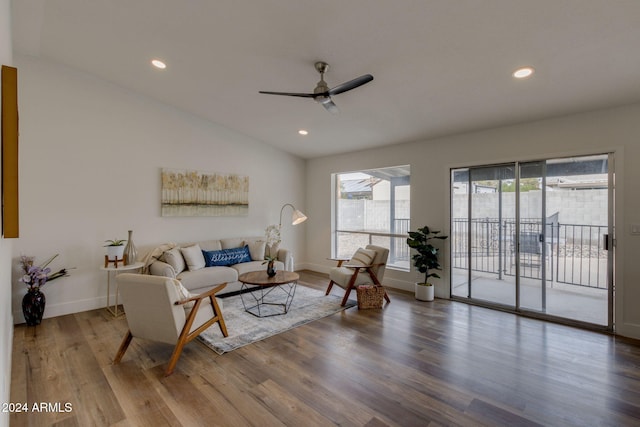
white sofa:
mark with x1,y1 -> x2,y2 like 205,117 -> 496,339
146,237 -> 292,296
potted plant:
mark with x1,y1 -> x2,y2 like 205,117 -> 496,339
262,255 -> 278,277
406,226 -> 448,301
104,238 -> 127,262
19,254 -> 71,326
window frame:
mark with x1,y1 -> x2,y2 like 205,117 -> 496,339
332,165 -> 411,272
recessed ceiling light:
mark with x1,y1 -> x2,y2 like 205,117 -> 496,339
298,130 -> 309,136
513,66 -> 534,79
151,59 -> 167,69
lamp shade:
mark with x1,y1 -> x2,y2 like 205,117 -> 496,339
291,209 -> 308,225
279,203 -> 308,227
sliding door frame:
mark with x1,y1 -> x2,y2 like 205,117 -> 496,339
451,153 -> 615,332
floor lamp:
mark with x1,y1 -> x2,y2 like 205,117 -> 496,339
279,203 -> 308,228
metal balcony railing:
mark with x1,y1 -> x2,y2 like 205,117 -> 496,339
336,218 -> 411,271
451,218 -> 608,289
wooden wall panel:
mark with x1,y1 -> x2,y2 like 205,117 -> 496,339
2,65 -> 19,238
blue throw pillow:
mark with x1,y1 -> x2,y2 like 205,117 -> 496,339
202,246 -> 252,267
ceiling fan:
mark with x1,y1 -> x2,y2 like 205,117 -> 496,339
259,61 -> 373,114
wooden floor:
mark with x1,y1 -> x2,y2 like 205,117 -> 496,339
11,270 -> 640,427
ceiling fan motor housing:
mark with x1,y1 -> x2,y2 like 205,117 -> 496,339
314,81 -> 330,99
314,62 -> 330,100
259,60 -> 372,115
314,61 -> 329,74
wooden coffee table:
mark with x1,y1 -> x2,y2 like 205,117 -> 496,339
238,271 -> 300,317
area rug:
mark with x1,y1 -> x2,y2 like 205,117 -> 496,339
197,285 -> 356,354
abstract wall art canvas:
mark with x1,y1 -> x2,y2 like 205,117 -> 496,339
161,168 -> 249,217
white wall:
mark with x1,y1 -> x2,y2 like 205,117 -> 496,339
0,0 -> 13,423
305,103 -> 640,340
11,55 -> 306,321
452,190 -> 609,225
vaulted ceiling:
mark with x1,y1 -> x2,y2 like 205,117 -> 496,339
11,0 -> 640,159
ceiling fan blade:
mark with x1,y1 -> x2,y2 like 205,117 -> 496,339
328,74 -> 373,96
258,91 -> 316,98
321,98 -> 339,114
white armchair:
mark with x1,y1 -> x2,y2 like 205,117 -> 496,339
326,245 -> 391,306
113,273 -> 228,376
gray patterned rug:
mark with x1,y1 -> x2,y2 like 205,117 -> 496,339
197,284 -> 356,354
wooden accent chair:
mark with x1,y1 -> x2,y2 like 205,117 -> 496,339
113,273 -> 228,376
325,245 -> 391,307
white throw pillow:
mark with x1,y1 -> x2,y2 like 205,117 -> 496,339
180,244 -> 206,271
175,280 -> 196,308
247,240 -> 267,261
348,247 -> 377,266
162,247 -> 186,275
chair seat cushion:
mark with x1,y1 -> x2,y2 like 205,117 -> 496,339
329,266 -> 375,289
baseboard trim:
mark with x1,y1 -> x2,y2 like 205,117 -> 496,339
615,322 -> 640,340
13,296 -> 109,324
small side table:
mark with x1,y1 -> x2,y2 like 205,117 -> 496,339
100,261 -> 144,317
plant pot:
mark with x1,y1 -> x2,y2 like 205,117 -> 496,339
267,261 -> 277,277
415,283 -> 434,301
106,245 -> 125,261
22,288 -> 46,326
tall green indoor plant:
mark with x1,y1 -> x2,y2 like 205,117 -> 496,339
407,226 -> 448,301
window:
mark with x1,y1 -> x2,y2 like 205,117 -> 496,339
333,165 -> 410,271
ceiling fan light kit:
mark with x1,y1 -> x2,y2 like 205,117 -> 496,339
259,61 -> 373,114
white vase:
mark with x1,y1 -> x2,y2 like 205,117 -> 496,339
415,283 -> 434,301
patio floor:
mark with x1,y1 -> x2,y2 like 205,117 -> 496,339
451,269 -> 609,326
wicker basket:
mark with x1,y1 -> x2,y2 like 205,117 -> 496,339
356,284 -> 385,309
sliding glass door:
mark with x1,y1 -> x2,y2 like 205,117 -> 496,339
451,164 -> 517,305
451,154 -> 613,329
